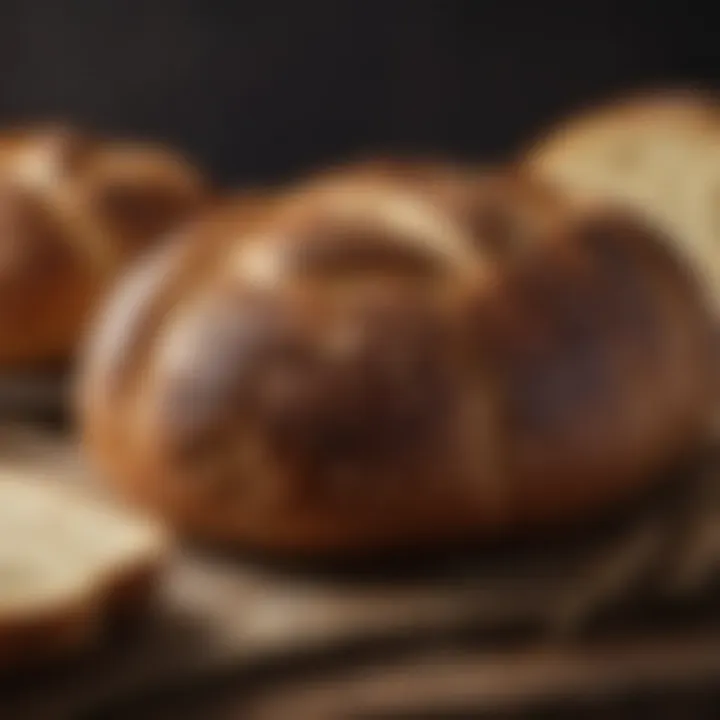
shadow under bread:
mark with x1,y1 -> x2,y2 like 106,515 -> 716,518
180,452 -> 708,585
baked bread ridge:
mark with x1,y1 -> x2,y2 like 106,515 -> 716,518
0,473 -> 168,671
0,124 -> 208,367
78,162 -> 717,554
522,88 -> 720,310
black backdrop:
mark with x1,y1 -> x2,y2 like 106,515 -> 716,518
0,1 -> 718,185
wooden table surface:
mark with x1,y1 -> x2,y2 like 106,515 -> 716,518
2,419 -> 720,719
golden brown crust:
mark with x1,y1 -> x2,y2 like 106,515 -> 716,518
79,162 -> 717,554
0,125 -> 208,367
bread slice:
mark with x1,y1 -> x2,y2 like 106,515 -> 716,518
523,90 -> 720,310
0,472 -> 168,671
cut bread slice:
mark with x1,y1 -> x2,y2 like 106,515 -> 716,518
0,472 -> 168,670
523,91 -> 720,311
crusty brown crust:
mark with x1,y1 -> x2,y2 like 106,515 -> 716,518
78,162 -> 718,554
0,125 -> 208,367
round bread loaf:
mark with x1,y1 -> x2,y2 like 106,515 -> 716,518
0,125 -> 207,367
523,89 -> 720,309
78,163 -> 717,554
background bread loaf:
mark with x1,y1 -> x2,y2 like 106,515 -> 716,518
0,125 -> 207,367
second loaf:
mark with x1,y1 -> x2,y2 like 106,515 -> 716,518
0,125 -> 207,367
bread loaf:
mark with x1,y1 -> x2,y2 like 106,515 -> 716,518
0,125 -> 207,367
0,473 -> 167,670
78,163 -> 717,554
523,89 -> 720,309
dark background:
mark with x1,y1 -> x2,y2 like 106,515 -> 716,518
0,1 -> 718,186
